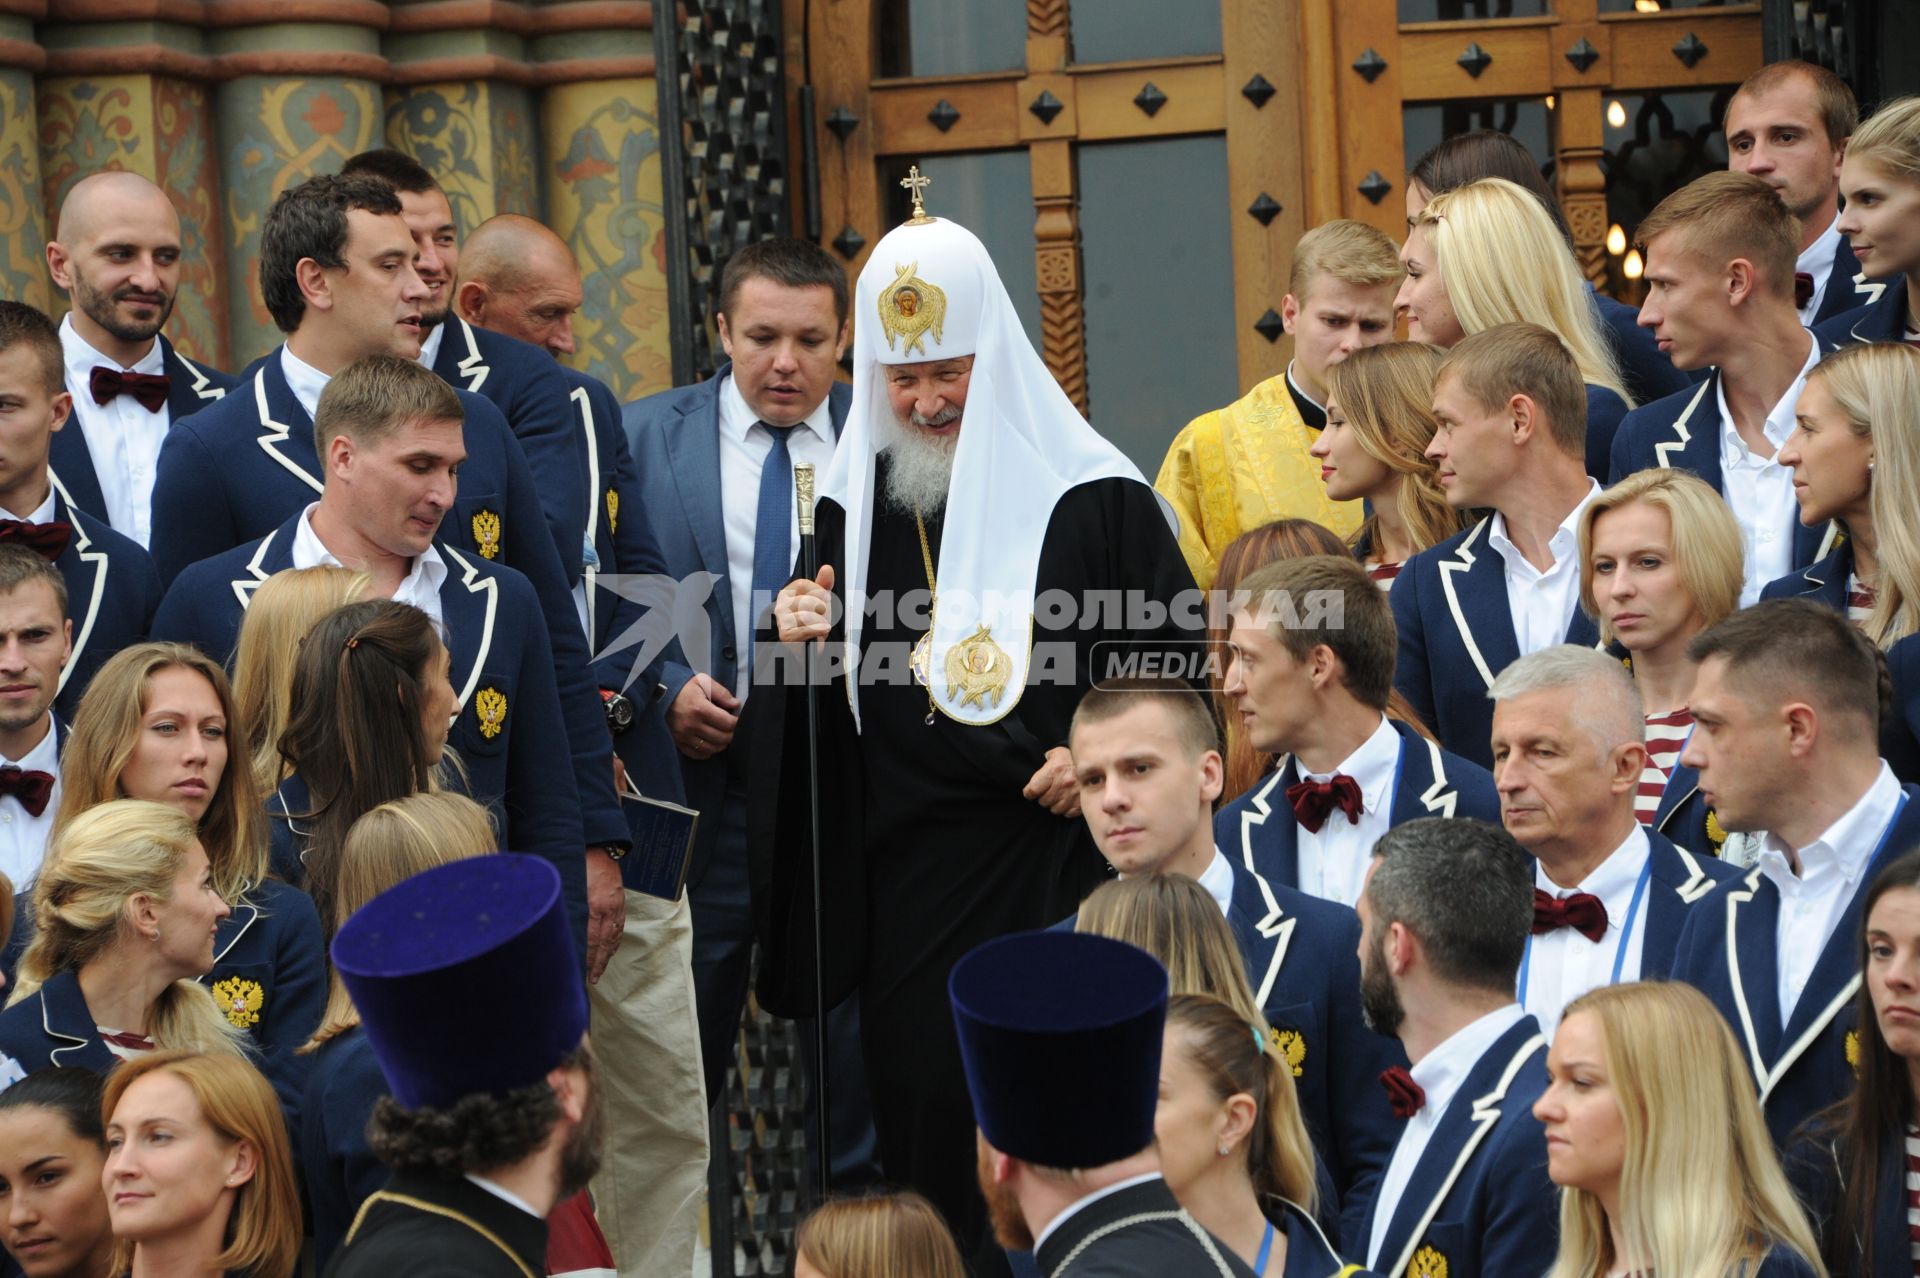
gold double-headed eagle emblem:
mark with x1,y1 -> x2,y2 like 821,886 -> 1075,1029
476,686 -> 508,739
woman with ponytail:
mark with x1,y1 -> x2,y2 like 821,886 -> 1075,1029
0,801 -> 243,1075
1156,993 -> 1360,1276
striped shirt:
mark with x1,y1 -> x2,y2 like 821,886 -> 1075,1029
1906,1123 -> 1920,1265
1366,560 -> 1403,590
1849,574 -> 1877,627
1637,707 -> 1694,825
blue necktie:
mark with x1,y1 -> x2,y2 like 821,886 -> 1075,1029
750,423 -> 800,667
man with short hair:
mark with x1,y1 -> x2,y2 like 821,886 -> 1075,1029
1487,646 -> 1735,1035
327,854 -> 604,1278
1608,172 -> 1830,604
1672,599 -> 1920,1147
0,544 -> 71,892
339,149 -> 583,567
1157,219 -> 1403,589
1219,553 -> 1497,895
154,355 -> 589,951
1725,60 -> 1891,327
0,301 -> 159,721
43,171 -> 234,544
1350,817 -> 1557,1277
1066,678 -> 1400,1235
955,929 -> 1257,1277
1391,323 -> 1600,768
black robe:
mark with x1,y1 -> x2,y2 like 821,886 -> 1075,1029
322,1172 -> 547,1278
747,464 -> 1201,1253
1035,1179 -> 1259,1278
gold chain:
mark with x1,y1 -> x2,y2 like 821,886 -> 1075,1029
915,509 -> 937,593
914,510 -> 938,724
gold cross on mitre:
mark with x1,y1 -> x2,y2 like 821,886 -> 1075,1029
901,164 -> 935,225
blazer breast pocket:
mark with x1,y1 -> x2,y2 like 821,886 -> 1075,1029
1264,999 -> 1319,1092
453,493 -> 509,565
206,960 -> 275,1036
452,671 -> 517,763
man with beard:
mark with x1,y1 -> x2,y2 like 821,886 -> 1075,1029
1349,817 -> 1556,1277
44,171 -> 235,546
764,201 -> 1198,1256
326,854 -> 608,1278
953,929 -> 1256,1277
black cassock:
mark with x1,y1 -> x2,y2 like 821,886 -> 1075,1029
748,462 -> 1200,1253
322,1173 -> 546,1278
1035,1179 -> 1258,1277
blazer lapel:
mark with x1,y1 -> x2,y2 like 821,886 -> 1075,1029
160,335 -> 226,419
663,375 -> 735,648
1237,764 -> 1301,888
1849,288 -> 1905,345
1228,859 -> 1298,1011
229,520 -> 298,612
253,355 -> 323,495
1652,375 -> 1722,489
1389,722 -> 1463,822
41,970 -> 110,1070
47,432 -> 106,520
1435,520 -> 1518,691
48,484 -> 107,705
574,380 -> 606,643
437,317 -> 493,393
1653,759 -> 1700,831
440,546 -> 500,710
1641,833 -> 1716,977
1723,868 -> 1787,1084
210,901 -> 260,965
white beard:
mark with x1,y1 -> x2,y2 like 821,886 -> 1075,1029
877,406 -> 961,516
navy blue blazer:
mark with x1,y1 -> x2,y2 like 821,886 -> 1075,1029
1344,1015 -> 1556,1278
1882,635 -> 1920,786
264,774 -> 308,888
43,480 -> 161,720
431,318 -> 584,585
1639,828 -> 1741,978
150,515 -> 590,953
1606,371 -> 1830,574
1815,276 -> 1911,353
207,876 -> 325,1122
302,1026 -> 388,1271
1761,538 -> 1854,612
1390,522 -> 1602,769
0,968 -> 117,1079
1787,1121 -> 1907,1278
1811,240 -> 1904,332
1672,785 -> 1920,1149
1274,1199 -> 1373,1278
1590,286 -> 1694,406
622,369 -> 852,862
1647,758 -> 1732,861
1215,720 -> 1501,887
1583,383 -> 1630,487
50,334 -> 234,525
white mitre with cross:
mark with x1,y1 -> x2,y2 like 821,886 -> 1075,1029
821,167 -> 1167,729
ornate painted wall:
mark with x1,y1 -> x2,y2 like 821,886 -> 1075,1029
7,0 -> 670,402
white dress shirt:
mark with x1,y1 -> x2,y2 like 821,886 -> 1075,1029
464,1173 -> 542,1220
1759,760 -> 1904,1021
1197,847 -> 1236,917
1031,1171 -> 1165,1256
279,345 -> 332,422
291,502 -> 448,633
1797,219 -> 1843,326
1521,824 -> 1653,1038
1297,714 -> 1401,908
418,322 -> 447,372
1487,482 -> 1601,657
716,373 -> 837,701
59,315 -> 169,547
1367,1003 -> 1527,1268
1718,335 -> 1821,606
0,718 -> 60,889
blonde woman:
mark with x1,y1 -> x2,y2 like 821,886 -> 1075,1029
230,566 -> 371,802
1400,176 -> 1635,480
1767,344 -> 1920,650
1578,470 -> 1744,855
0,801 -> 241,1074
1816,96 -> 1920,350
1308,342 -> 1470,586
102,1051 -> 302,1278
793,1191 -> 966,1278
1157,993 -> 1353,1276
1535,981 -> 1823,1278
298,791 -> 496,1269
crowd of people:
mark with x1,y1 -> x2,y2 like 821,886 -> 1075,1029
0,49 -> 1917,1278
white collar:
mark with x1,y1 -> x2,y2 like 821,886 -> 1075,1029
1759,760 -> 1903,874
1714,332 -> 1820,454
1284,361 -> 1324,414
1302,714 -> 1400,815
291,500 -> 447,588
463,1174 -> 543,1221
59,313 -> 162,378
718,370 -> 836,447
1534,824 -> 1650,917
2,715 -> 59,770
1198,848 -> 1236,918
1032,1171 -> 1164,1255
1488,480 -> 1600,571
418,321 -> 448,371
1409,1004 -> 1526,1119
1797,218 -> 1843,282
0,489 -> 58,524
279,345 -> 333,422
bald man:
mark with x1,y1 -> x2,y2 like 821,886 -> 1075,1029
45,171 -> 235,545
455,213 -> 712,1278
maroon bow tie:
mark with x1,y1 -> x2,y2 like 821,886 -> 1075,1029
1532,888 -> 1609,943
1794,271 -> 1815,309
1286,774 -> 1364,834
0,518 -> 72,561
0,765 -> 55,817
89,365 -> 170,413
1380,1065 -> 1425,1119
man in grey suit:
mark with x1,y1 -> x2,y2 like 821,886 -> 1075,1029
623,238 -> 873,1184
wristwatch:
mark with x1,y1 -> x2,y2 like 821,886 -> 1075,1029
601,688 -> 635,736
591,842 -> 629,862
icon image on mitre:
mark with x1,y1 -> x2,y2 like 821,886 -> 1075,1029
878,261 -> 948,357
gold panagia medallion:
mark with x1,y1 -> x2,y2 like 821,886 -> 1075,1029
909,630 -> 934,688
877,261 -> 947,357
944,624 -> 1012,711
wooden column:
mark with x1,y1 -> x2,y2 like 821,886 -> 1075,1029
1223,0 -> 1308,391
1553,0 -> 1610,288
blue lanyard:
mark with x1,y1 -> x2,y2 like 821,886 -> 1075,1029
1253,1219 -> 1275,1274
1517,851 -> 1655,1004
1865,792 -> 1912,877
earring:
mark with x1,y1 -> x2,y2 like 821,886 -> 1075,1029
1218,1143 -> 1231,1157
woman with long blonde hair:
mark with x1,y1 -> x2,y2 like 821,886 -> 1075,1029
1766,344 -> 1920,651
0,801 -> 242,1073
1309,342 -> 1470,585
230,566 -> 371,807
298,791 -> 496,1269
1536,981 -> 1823,1278
1817,96 -> 1920,350
1401,176 -> 1634,480
102,1050 -> 302,1278
53,643 -> 323,1115
793,1191 -> 966,1278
